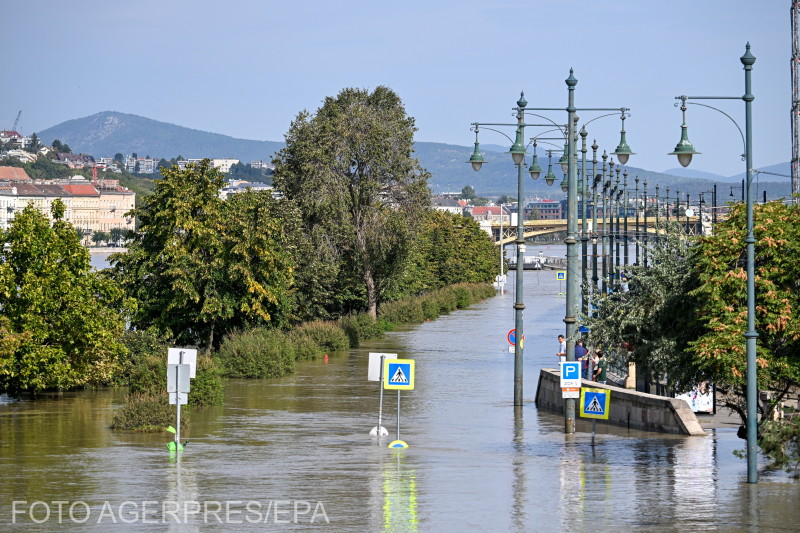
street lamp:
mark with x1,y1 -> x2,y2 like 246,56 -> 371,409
469,93 -> 557,407
669,43 -> 758,483
642,179 -> 648,267
522,70 -> 632,433
634,176 -> 640,265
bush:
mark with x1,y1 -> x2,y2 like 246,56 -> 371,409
189,354 -> 224,406
111,392 -> 189,432
379,298 -> 424,325
116,329 -> 170,390
216,328 -> 296,378
290,334 -> 325,361
338,313 -> 385,348
291,320 -> 350,352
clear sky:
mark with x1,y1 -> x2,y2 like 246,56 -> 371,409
1,0 -> 790,177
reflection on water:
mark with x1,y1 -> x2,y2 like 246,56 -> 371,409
1,268 -> 799,531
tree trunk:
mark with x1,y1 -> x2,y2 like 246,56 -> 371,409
364,269 -> 377,319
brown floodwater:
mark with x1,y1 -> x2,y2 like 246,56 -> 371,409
1,265 -> 798,531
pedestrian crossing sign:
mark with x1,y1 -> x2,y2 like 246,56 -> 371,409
580,388 -> 610,419
384,359 -> 415,390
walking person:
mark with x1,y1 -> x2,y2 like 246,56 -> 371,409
593,349 -> 607,384
556,335 -> 566,362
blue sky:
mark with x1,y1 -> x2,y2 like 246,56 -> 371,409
1,0 -> 790,177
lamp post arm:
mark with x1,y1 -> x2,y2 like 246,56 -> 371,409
674,98 -> 746,157
581,110 -> 630,129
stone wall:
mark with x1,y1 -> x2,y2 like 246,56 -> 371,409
535,368 -> 707,436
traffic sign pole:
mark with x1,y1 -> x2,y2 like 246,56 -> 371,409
377,355 -> 385,442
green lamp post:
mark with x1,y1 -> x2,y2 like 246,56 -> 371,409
669,43 -> 758,483
468,93 -> 558,408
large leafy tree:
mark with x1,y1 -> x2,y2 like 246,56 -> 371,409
272,86 -> 430,318
587,223 -> 699,383
401,210 -> 498,296
0,200 -> 129,396
690,201 -> 800,424
111,160 -> 296,347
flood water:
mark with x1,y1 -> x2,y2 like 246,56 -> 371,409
2,248 -> 799,531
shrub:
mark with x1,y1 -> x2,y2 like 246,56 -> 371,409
189,354 -> 224,406
378,298 -> 424,325
290,334 -> 325,361
111,392 -> 189,432
116,329 -> 170,390
216,328 -> 296,378
291,320 -> 350,352
338,313 -> 385,348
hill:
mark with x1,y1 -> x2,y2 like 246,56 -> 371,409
38,111 -> 283,163
35,112 -> 792,199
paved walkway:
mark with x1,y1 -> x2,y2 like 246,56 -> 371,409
694,406 -> 742,430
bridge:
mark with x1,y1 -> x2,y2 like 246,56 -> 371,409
489,216 -> 703,245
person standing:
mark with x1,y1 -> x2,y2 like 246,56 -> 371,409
556,335 -> 566,362
593,350 -> 607,384
575,339 -> 589,379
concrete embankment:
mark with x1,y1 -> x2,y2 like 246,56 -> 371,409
535,368 -> 707,436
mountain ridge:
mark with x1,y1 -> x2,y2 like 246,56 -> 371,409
36,111 -> 792,198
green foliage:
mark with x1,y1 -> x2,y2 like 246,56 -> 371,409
189,354 -> 224,406
338,313 -> 386,348
587,223 -> 699,381
273,86 -> 431,318
290,320 -> 350,353
216,328 -> 296,379
757,417 -> 800,477
0,201 -> 131,396
378,283 -> 494,326
690,202 -> 800,424
400,210 -> 498,295
110,392 -> 189,432
110,160 -> 296,348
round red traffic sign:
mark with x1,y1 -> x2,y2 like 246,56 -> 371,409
507,329 -> 516,345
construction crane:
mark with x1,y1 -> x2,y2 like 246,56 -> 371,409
11,110 -> 21,132
791,2 -> 800,201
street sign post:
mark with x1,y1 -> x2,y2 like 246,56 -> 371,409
368,353 -> 397,438
384,359 -> 415,449
580,387 -> 611,445
166,348 -> 197,451
560,361 -> 582,399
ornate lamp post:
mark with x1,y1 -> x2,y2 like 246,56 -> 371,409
669,44 -> 758,483
623,169 -> 629,267
468,95 -> 557,407
634,176 -> 640,265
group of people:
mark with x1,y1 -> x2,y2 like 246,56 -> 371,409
556,335 -> 606,384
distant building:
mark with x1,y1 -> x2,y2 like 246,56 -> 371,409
526,199 -> 562,220
211,158 -> 240,173
0,166 -> 32,181
431,196 -> 464,215
468,206 -> 510,224
219,180 -> 275,199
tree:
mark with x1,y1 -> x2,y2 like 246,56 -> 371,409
52,139 -> 64,152
110,227 -> 125,246
497,195 -> 513,205
690,201 -> 800,425
27,133 -> 41,153
0,200 -> 130,396
272,86 -> 430,318
587,223 -> 699,385
114,153 -> 124,163
92,230 -> 111,245
400,210 -> 498,295
111,160 -> 296,347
